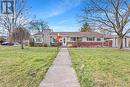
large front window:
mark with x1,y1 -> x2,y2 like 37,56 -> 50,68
97,38 -> 101,41
70,37 -> 76,41
36,37 -> 42,42
87,37 -> 95,41
70,37 -> 82,41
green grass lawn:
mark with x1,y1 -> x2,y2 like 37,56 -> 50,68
0,46 -> 57,87
69,48 -> 130,87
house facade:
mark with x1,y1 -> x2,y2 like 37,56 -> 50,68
32,29 -> 52,46
32,29 -> 129,48
0,35 -> 8,44
51,32 -> 112,47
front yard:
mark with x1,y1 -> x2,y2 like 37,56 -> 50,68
69,48 -> 130,87
0,46 -> 57,87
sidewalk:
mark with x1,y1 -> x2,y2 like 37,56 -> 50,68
39,48 -> 80,87
125,48 -> 130,50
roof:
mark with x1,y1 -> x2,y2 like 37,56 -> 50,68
33,32 -> 43,35
0,34 -> 7,36
51,32 -> 104,37
104,35 -> 114,38
0,34 -> 7,38
104,35 -> 130,38
33,31 -> 130,38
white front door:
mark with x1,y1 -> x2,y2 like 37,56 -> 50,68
62,37 -> 67,46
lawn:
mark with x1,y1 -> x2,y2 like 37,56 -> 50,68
0,46 -> 57,87
69,48 -> 130,87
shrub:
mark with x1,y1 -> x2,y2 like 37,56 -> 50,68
34,43 -> 43,47
29,42 -> 34,47
44,44 -> 48,47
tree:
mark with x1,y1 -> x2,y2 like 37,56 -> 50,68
80,22 -> 92,32
29,19 -> 49,44
0,0 -> 29,41
11,27 -> 30,49
30,19 -> 49,33
81,0 -> 130,49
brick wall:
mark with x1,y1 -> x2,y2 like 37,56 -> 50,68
67,41 -> 112,47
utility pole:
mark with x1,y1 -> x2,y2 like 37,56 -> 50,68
10,0 -> 16,42
1,0 -> 15,41
12,0 -> 16,31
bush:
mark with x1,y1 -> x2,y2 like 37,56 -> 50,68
44,44 -> 48,47
34,43 -> 43,47
29,42 -> 34,47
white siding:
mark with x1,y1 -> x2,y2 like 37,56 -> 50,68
126,38 -> 129,47
112,38 -> 116,47
123,38 -> 125,47
67,37 -> 71,42
116,38 -> 118,47
82,37 -> 86,42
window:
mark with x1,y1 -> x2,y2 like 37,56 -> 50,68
104,38 -> 107,41
70,37 -> 76,41
97,38 -> 101,41
70,37 -> 82,41
87,37 -> 95,41
36,38 -> 42,42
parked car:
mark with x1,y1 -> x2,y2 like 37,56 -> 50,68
13,42 -> 20,46
1,42 -> 14,46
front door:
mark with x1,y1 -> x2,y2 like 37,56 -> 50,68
62,38 -> 67,46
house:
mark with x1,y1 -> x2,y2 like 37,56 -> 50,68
51,32 -> 110,47
32,29 -> 52,46
128,38 -> 130,47
0,34 -> 8,44
32,29 -> 129,48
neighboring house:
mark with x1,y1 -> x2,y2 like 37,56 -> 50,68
0,35 -> 8,44
105,35 -> 129,48
129,38 -> 130,47
32,29 -> 52,46
32,29 -> 129,48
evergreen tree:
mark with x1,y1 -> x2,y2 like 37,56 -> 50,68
80,22 -> 91,32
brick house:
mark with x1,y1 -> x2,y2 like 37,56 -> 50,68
32,29 -> 129,47
51,32 -> 111,47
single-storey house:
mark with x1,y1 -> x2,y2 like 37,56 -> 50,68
0,35 -> 8,44
32,29 -> 129,48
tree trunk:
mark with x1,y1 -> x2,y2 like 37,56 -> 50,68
21,41 -> 24,49
42,34 -> 44,46
8,32 -> 12,42
118,36 -> 123,49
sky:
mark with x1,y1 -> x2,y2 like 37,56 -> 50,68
27,0 -> 85,32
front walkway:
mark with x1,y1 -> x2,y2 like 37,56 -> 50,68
39,48 -> 80,87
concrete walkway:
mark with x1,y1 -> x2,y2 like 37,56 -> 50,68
39,48 -> 80,87
125,48 -> 130,50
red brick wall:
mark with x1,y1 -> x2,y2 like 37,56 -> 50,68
67,41 -> 112,47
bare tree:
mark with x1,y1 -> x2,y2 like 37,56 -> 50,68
81,0 -> 130,49
30,19 -> 49,32
29,19 -> 49,44
0,0 -> 29,41
11,27 -> 30,49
